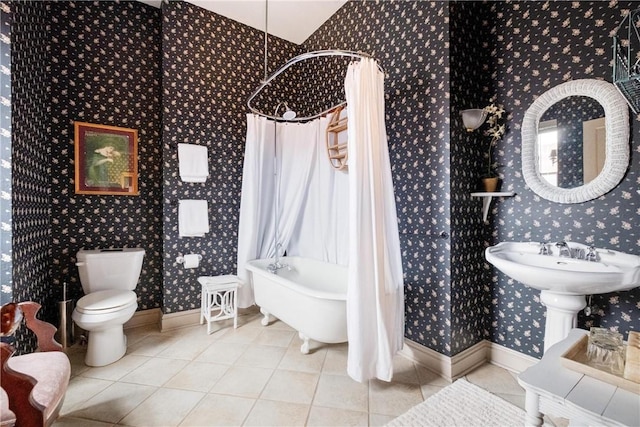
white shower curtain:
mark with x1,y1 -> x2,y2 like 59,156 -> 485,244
287,114 -> 350,265
236,115 -> 320,307
237,115 -> 276,307
345,58 -> 405,382
274,121 -> 319,253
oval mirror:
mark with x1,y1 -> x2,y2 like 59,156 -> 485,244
522,79 -> 629,203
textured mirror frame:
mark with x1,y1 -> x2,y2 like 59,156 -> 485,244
522,79 -> 630,204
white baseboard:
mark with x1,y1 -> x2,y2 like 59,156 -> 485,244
161,308 -> 201,332
401,339 -> 456,380
487,341 -> 539,373
399,338 -> 539,381
450,340 -> 490,379
400,339 -> 488,381
124,308 -> 161,330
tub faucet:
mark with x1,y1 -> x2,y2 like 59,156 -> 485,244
555,241 -> 572,258
267,243 -> 290,274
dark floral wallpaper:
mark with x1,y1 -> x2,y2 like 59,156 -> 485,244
449,1 -> 496,355
160,1 -> 300,313
9,1 -> 52,323
47,1 -> 164,309
0,2 -> 11,307
487,0 -> 640,357
7,0 -> 639,359
301,0 -> 640,357
306,1 -> 459,354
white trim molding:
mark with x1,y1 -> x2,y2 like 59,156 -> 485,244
124,308 -> 162,330
161,308 -> 201,332
400,338 -> 539,382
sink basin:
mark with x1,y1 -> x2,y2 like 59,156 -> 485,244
485,241 -> 640,352
485,241 -> 640,295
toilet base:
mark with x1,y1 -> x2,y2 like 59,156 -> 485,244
85,327 -> 128,367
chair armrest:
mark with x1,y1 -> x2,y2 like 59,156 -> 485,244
17,303 -> 61,352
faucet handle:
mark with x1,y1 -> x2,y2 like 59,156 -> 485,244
538,242 -> 550,255
555,240 -> 568,247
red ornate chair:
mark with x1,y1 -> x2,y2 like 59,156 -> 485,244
0,302 -> 70,427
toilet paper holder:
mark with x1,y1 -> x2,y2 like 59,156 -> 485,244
176,254 -> 203,264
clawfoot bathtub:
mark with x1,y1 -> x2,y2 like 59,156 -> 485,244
246,257 -> 347,354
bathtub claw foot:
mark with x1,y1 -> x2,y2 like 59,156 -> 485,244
260,308 -> 271,326
299,332 -> 310,354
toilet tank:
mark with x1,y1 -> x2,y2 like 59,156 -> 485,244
76,248 -> 145,293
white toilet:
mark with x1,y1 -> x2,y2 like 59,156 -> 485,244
72,248 -> 145,366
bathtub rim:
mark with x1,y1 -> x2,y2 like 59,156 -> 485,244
246,256 -> 347,301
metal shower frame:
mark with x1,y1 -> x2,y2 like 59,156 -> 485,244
247,49 -> 385,122
248,1 -> 384,121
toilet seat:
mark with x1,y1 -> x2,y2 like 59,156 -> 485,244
76,290 -> 137,315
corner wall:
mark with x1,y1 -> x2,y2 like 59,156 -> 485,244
449,1 -> 495,354
304,0 -> 456,355
160,1 -> 301,313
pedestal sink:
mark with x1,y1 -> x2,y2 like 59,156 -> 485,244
485,241 -> 640,352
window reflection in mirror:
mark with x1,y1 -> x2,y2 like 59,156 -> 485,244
538,96 -> 605,189
538,120 -> 558,186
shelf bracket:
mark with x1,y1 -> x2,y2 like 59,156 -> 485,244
470,192 -> 515,223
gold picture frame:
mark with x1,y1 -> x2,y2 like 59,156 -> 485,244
74,122 -> 139,195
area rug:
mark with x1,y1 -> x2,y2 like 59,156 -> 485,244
386,378 -> 526,427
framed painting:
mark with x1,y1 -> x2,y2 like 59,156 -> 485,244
74,122 -> 139,195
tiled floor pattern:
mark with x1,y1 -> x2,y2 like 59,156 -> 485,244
54,311 -> 540,426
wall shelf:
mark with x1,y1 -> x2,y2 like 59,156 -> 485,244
470,192 -> 515,223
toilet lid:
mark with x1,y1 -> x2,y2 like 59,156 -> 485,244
76,290 -> 137,314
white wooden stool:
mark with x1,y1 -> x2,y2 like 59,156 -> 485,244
197,275 -> 240,334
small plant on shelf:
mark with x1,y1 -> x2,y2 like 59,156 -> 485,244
482,103 -> 507,179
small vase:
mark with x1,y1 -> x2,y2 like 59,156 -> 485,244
481,177 -> 499,193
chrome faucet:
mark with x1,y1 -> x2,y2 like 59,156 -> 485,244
267,243 -> 290,274
555,241 -> 572,258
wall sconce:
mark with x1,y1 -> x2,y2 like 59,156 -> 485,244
460,109 -> 488,132
549,149 -> 557,165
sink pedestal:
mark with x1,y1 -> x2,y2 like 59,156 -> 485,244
540,291 -> 586,353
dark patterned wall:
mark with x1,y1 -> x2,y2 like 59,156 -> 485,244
49,1 -> 163,309
304,0 -> 640,357
10,1 -> 52,324
0,2 -> 11,307
487,1 -> 640,357
449,1 -> 495,354
303,1 -> 457,354
160,1 -> 300,313
8,0 -> 639,361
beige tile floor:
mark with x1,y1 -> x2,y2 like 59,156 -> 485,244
53,310 -> 534,427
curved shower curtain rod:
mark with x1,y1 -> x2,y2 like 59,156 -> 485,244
246,49 -> 385,122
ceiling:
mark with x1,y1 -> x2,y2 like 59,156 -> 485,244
138,0 -> 347,45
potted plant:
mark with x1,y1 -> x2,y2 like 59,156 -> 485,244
480,103 -> 507,192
